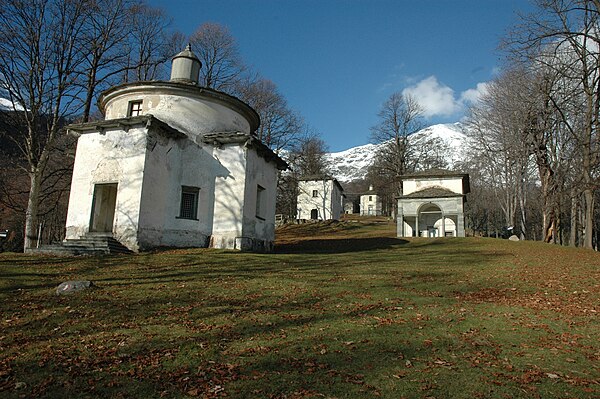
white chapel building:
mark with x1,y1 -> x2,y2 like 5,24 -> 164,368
296,176 -> 344,221
397,169 -> 469,238
63,46 -> 286,252
360,185 -> 383,216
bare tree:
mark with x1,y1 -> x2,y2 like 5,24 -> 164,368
0,0 -> 91,249
189,22 -> 246,92
273,132 -> 330,220
370,92 -> 424,191
236,76 -> 303,151
506,0 -> 600,248
468,68 -> 540,239
291,133 -> 330,177
0,0 -> 172,250
79,0 -> 135,121
525,67 -> 575,244
125,4 -> 173,82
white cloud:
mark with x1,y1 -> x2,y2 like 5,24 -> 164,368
402,76 -> 460,118
459,82 -> 489,105
401,76 -> 489,118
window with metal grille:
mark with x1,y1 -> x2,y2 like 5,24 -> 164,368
256,185 -> 265,219
312,190 -> 318,197
128,100 -> 143,117
179,186 -> 199,219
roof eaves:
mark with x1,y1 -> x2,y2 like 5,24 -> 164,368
201,132 -> 288,170
66,115 -> 186,139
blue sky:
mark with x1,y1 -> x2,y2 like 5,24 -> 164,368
148,0 -> 534,151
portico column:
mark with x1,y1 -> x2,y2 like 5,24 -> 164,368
457,211 -> 465,237
397,206 -> 404,237
415,214 -> 419,237
441,210 -> 445,237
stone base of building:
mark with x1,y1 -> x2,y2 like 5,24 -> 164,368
210,235 -> 274,253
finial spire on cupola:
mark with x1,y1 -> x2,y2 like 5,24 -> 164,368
170,44 -> 202,85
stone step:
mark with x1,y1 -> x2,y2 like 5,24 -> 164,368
70,236 -> 132,254
31,236 -> 133,256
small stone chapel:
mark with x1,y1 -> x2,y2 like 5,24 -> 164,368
396,169 -> 470,238
360,185 -> 382,216
63,46 -> 286,252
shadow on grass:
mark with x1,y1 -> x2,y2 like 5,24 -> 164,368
275,237 -> 409,254
2,238 -> 562,399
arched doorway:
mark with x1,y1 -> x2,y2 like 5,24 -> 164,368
418,203 -> 442,237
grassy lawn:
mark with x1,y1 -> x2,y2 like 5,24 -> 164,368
1,219 -> 598,398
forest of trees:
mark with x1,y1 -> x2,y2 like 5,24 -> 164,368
465,0 -> 600,248
1,0 -> 599,250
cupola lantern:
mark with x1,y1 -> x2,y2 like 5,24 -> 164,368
170,44 -> 201,85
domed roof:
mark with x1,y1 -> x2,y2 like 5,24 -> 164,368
172,44 -> 200,62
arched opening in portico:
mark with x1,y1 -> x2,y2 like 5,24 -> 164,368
435,217 -> 456,237
417,203 -> 442,237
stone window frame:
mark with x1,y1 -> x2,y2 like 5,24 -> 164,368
256,184 -> 266,220
127,100 -> 143,117
178,186 -> 199,220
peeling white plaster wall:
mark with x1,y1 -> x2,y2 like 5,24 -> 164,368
66,80 -> 280,252
104,87 -> 251,139
65,127 -> 147,250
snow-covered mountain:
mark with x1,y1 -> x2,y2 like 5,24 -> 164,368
0,94 -> 24,111
0,96 -> 13,111
326,123 -> 469,183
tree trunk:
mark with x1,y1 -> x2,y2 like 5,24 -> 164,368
24,169 -> 42,250
519,192 -> 527,240
539,166 -> 557,243
557,209 -> 562,245
570,190 -> 578,247
582,188 -> 595,249
82,67 -> 97,122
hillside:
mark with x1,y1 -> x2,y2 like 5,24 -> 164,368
1,221 -> 598,398
326,123 -> 469,183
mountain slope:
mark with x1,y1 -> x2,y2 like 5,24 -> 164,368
326,123 -> 469,183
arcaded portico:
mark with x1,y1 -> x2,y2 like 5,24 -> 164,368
397,169 -> 470,238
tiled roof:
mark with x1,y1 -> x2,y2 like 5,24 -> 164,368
400,168 -> 468,179
67,115 -> 186,139
298,174 -> 335,181
401,186 -> 463,199
201,132 -> 288,170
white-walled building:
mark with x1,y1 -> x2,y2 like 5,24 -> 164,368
360,185 -> 382,216
63,46 -> 286,252
297,177 -> 344,221
397,169 -> 469,238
